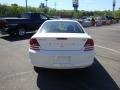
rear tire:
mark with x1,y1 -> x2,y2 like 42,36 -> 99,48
8,30 -> 15,36
34,66 -> 43,73
9,32 -> 15,36
17,27 -> 26,36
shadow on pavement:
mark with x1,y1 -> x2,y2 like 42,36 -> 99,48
0,33 -> 34,42
37,58 -> 119,90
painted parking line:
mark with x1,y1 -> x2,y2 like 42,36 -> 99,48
95,45 -> 120,54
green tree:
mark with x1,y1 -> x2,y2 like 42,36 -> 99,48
115,10 -> 120,18
0,3 -> 120,18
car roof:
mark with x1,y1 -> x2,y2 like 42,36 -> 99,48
46,19 -> 78,23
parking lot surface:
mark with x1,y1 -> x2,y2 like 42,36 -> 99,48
0,24 -> 120,90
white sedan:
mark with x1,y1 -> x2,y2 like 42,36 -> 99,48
29,20 -> 95,70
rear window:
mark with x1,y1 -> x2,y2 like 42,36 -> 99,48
39,21 -> 84,33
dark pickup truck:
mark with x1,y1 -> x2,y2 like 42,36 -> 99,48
0,12 -> 49,36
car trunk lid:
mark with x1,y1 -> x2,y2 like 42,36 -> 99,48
33,33 -> 90,51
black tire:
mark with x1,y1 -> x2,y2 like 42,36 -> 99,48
34,66 -> 41,73
8,30 -> 15,36
34,66 -> 48,73
17,27 -> 26,36
34,66 -> 39,73
9,32 -> 15,36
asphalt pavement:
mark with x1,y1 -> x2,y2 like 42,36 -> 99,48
0,24 -> 120,90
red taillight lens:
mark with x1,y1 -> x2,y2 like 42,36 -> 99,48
29,38 -> 40,50
84,39 -> 94,51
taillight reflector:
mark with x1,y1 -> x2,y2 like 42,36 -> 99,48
84,39 -> 94,51
29,38 -> 40,50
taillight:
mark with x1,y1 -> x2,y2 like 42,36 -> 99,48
29,38 -> 40,50
84,39 -> 94,51
0,19 -> 8,27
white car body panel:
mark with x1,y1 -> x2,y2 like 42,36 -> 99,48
32,33 -> 90,51
29,49 -> 94,69
29,20 -> 95,69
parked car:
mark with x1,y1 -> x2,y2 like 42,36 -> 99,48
96,16 -> 112,25
81,19 -> 92,27
0,12 -> 49,36
95,20 -> 102,26
94,17 -> 102,26
29,20 -> 95,71
115,18 -> 120,23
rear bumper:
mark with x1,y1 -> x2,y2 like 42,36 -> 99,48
0,28 -> 8,34
0,25 -> 16,34
29,49 -> 95,69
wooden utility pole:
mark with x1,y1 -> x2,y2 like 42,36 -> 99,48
45,0 -> 48,8
26,0 -> 28,12
54,2 -> 56,10
113,0 -> 116,17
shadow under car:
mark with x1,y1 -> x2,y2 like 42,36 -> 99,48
36,58 -> 119,90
